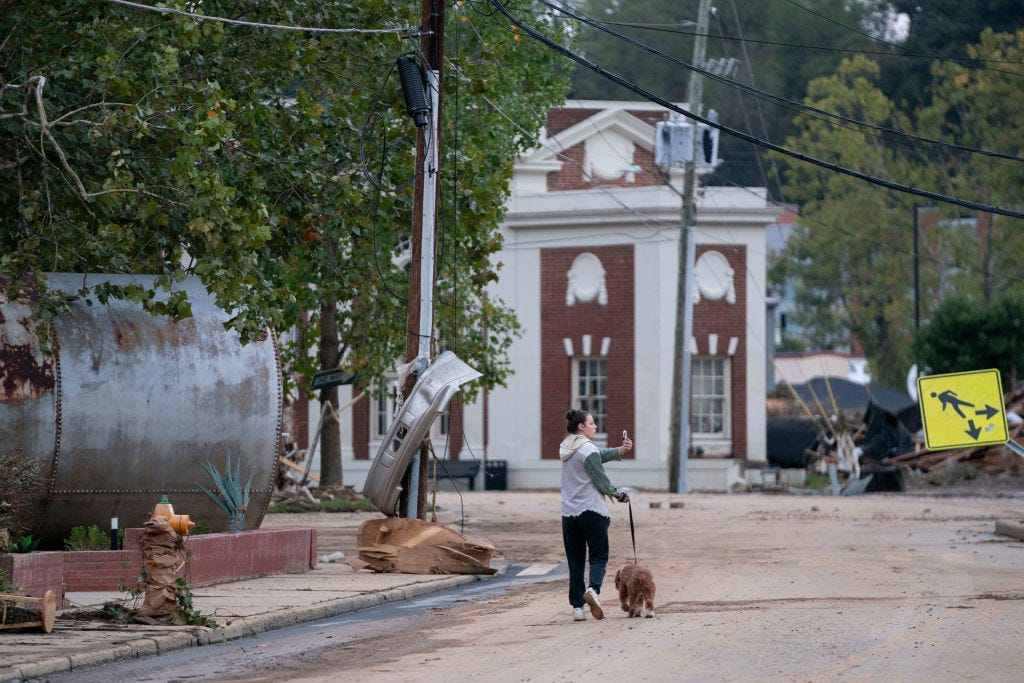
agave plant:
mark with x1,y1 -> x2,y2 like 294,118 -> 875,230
196,455 -> 253,533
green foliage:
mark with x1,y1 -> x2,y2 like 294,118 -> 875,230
64,525 -> 110,551
798,471 -> 839,492
882,1 -> 1024,109
196,455 -> 253,521
771,56 -> 923,388
1,2 -> 569,488
915,290 -> 1024,387
0,1 -> 565,378
0,569 -> 18,594
569,0 -> 891,192
107,573 -> 219,627
5,535 -> 41,554
172,577 -> 219,627
771,32 -> 1024,389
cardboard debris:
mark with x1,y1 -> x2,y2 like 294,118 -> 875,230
135,515 -> 188,621
357,517 -> 496,575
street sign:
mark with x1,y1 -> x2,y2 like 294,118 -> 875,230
917,369 -> 1008,451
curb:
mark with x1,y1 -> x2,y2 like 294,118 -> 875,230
1,574 -> 479,682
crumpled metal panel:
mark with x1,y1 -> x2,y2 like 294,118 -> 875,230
0,274 -> 283,548
363,351 -> 481,514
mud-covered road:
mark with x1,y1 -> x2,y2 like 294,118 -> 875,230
254,488 -> 1024,682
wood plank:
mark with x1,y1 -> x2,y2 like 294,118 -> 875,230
278,456 -> 320,483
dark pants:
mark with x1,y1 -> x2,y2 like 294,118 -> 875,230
562,510 -> 610,608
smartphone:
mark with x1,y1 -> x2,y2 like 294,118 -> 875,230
622,430 -> 629,440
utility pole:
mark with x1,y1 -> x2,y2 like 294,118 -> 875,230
669,0 -> 711,494
400,0 -> 445,520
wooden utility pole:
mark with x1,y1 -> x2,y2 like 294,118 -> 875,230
399,0 -> 445,520
668,0 -> 711,493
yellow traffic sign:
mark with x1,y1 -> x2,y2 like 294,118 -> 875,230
917,369 -> 1008,451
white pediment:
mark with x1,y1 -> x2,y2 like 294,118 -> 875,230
521,108 -> 657,167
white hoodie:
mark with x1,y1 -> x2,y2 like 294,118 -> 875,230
559,434 -> 609,517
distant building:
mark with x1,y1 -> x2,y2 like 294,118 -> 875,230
313,100 -> 783,492
773,350 -> 871,388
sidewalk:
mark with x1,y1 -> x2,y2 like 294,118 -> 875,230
0,513 -> 495,682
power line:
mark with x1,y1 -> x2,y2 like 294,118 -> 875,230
600,22 -> 1024,70
543,0 -> 1024,164
782,0 -> 1024,75
489,0 -> 1024,220
516,6 -> 1024,69
105,0 -> 413,34
458,10 -> 1009,288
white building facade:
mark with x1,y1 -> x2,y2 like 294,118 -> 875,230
329,100 -> 781,492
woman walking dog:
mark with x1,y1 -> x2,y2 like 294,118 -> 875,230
559,409 -> 632,621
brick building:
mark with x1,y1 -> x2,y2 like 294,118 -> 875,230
330,100 -> 782,493
483,100 -> 781,491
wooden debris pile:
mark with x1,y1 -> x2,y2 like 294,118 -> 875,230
883,390 -> 1024,476
271,484 -> 366,510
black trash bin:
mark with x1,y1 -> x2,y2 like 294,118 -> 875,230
484,460 -> 508,490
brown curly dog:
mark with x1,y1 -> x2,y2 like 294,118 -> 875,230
614,564 -> 656,618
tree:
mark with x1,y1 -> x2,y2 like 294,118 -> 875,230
880,1 -> 1024,109
0,1 -> 571,485
771,56 -> 929,388
915,291 -> 1024,388
567,0 -> 892,194
771,28 -> 1024,390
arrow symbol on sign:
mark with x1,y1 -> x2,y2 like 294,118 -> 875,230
975,404 -> 999,420
965,420 -> 982,440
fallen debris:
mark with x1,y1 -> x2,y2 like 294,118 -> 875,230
357,517 -> 496,575
880,421 -> 1024,475
135,515 -> 188,622
0,590 -> 56,633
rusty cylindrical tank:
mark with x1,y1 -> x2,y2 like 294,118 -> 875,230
0,274 -> 283,548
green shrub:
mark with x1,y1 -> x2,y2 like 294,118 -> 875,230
0,568 -> 18,594
6,535 -> 41,553
64,525 -> 109,551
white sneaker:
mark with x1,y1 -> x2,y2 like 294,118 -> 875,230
584,587 -> 604,620
573,607 -> 586,621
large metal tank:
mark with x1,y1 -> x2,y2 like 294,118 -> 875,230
0,274 -> 283,548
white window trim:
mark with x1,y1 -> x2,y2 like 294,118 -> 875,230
571,356 -> 608,446
691,356 -> 730,439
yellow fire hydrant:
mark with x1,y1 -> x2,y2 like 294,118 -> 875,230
152,495 -> 196,535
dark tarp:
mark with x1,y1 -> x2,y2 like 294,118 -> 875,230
857,400 -> 913,492
766,417 -> 820,468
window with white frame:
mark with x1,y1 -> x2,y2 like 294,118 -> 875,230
573,357 -> 607,435
691,356 -> 729,436
371,381 -> 399,441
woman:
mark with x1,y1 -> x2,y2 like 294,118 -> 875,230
560,409 -> 632,621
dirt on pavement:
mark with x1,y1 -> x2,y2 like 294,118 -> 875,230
257,484 -> 1024,682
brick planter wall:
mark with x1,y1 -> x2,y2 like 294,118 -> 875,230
0,551 -> 64,602
3,527 -> 316,599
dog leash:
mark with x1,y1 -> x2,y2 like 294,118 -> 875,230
627,497 -> 637,564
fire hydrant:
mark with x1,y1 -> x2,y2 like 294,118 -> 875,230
152,495 -> 196,535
